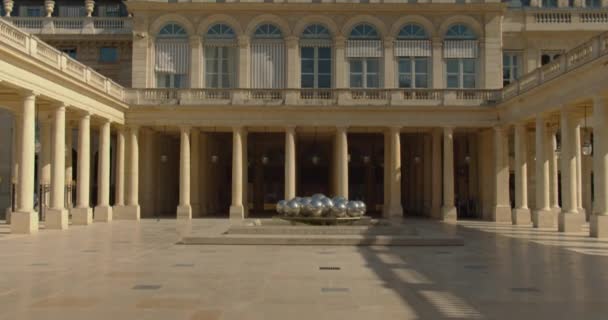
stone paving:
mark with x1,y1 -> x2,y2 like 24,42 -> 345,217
1,219 -> 608,319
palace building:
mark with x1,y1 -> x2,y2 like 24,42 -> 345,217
0,0 -> 607,235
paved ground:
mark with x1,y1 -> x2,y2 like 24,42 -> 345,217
1,218 -> 608,320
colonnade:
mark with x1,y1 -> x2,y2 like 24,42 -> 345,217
8,92 -> 139,234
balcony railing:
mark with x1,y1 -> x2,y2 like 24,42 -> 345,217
501,30 -> 608,101
523,8 -> 608,28
0,18 -> 125,100
4,17 -> 132,35
125,88 -> 502,107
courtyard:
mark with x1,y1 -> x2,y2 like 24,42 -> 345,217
0,219 -> 607,320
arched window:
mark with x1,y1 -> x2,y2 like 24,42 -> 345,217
251,23 -> 285,89
347,24 -> 382,90
254,24 -> 282,39
444,24 -> 477,89
397,24 -> 427,40
155,23 -> 189,88
300,24 -> 332,90
205,24 -> 237,89
396,24 -> 430,88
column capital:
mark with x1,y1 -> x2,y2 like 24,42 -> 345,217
19,90 -> 39,100
238,36 -> 250,48
180,125 -> 191,133
334,35 -> 347,48
285,126 -> 296,133
389,126 -> 401,134
336,126 -> 348,132
189,35 -> 201,45
285,36 -> 299,48
383,37 -> 395,49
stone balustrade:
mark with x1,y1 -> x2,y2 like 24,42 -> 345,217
4,17 -> 132,35
0,18 -> 125,101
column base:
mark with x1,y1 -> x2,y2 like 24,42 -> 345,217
558,211 -> 585,232
71,207 -> 92,225
532,209 -> 555,228
46,208 -> 69,230
4,208 -> 12,224
10,210 -> 39,234
94,206 -> 113,222
177,205 -> 192,219
511,208 -> 532,225
441,206 -> 458,222
590,214 -> 608,238
491,205 -> 512,223
550,206 -> 561,216
388,205 -> 403,219
578,207 -> 587,217
229,205 -> 244,219
119,205 -> 140,220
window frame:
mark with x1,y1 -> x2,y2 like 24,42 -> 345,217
349,58 -> 381,89
502,51 -> 523,86
301,46 -> 332,89
398,57 -> 429,89
204,46 -> 236,89
446,58 -> 477,89
99,47 -> 119,63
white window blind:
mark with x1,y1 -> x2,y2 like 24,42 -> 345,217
58,6 -> 85,17
300,39 -> 332,48
155,39 -> 190,74
443,40 -> 478,58
346,40 -> 383,58
251,41 -> 285,89
394,40 -> 431,57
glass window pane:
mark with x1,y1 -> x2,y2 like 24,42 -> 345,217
350,60 -> 363,73
350,74 -> 363,88
318,47 -> 331,59
446,59 -> 459,73
206,60 -> 218,73
221,60 -> 230,73
415,75 -> 428,88
301,47 -> 314,59
301,75 -> 314,88
398,59 -> 411,73
366,59 -> 379,73
318,75 -> 331,88
447,75 -> 459,88
301,60 -> 314,74
207,75 -> 218,88
221,74 -> 231,88
463,75 -> 476,88
399,75 -> 412,88
99,47 -> 118,63
318,60 -> 331,74
414,58 -> 428,73
205,47 -> 219,59
463,59 -> 476,73
366,74 -> 379,88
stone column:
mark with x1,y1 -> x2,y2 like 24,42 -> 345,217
591,96 -> 608,237
336,126 -> 349,199
559,109 -> 585,232
441,127 -> 457,221
383,37 -> 395,89
230,127 -> 245,219
388,127 -> 403,218
189,36 -> 202,88
71,113 -> 92,225
285,126 -> 296,200
575,123 -> 584,216
431,37 -> 443,88
94,120 -> 112,222
177,126 -> 192,219
191,129 -> 200,217
533,116 -> 553,228
549,127 -> 560,215
40,117 -> 52,213
46,104 -> 68,229
6,113 -> 21,222
235,36 -> 250,103
123,126 -> 140,220
285,36 -> 299,104
334,36 -> 348,102
383,131 -> 391,218
492,126 -> 512,222
512,123 -> 531,224
65,122 -> 73,208
11,93 -> 38,234
431,128 -> 442,219
113,128 -> 125,217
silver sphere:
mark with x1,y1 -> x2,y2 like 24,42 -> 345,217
332,196 -> 347,204
300,197 -> 312,216
286,199 -> 301,216
346,201 -> 359,217
276,200 -> 288,215
357,201 -> 367,216
320,198 -> 334,216
312,193 -> 326,202
331,201 -> 348,217
310,199 -> 324,217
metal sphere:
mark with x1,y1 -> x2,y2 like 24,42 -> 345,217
332,196 -> 347,204
346,201 -> 359,217
331,201 -> 348,217
312,193 -> 326,202
276,200 -> 288,215
286,199 -> 301,216
310,199 -> 324,217
300,197 -> 312,216
320,198 -> 334,216
357,201 -> 367,216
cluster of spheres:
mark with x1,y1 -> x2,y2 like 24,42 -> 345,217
276,194 -> 366,218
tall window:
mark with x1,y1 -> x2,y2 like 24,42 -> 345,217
396,24 -> 430,88
542,0 -> 558,7
205,24 -> 237,88
155,23 -> 189,88
444,24 -> 478,89
300,24 -> 332,89
586,0 -> 601,7
251,24 -> 285,89
19,6 -> 44,17
347,24 -> 382,88
503,51 -> 522,86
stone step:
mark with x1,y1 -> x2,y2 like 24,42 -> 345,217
226,225 -> 416,236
